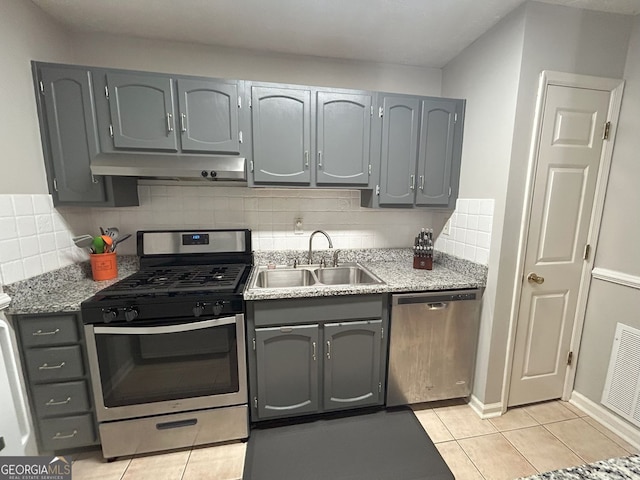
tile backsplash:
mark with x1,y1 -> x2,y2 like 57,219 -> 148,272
0,188 -> 494,285
434,198 -> 494,265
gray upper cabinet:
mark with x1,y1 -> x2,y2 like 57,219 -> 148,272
177,79 -> 240,154
34,63 -> 139,207
379,96 -> 421,205
323,320 -> 382,411
316,92 -> 372,186
251,86 -> 312,185
415,99 -> 458,207
106,72 -> 178,151
255,324 -> 319,419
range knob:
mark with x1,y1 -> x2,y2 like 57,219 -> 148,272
213,301 -> 224,316
210,171 -> 217,178
124,307 -> 139,322
101,308 -> 118,323
193,302 -> 209,318
201,170 -> 208,178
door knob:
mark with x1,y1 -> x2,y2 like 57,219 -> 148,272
527,272 -> 545,284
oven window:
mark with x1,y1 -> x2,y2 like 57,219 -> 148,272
94,323 -> 239,407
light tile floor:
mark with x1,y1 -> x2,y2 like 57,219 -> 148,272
71,400 -> 638,480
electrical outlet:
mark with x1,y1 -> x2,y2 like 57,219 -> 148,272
294,218 -> 304,235
442,219 -> 451,236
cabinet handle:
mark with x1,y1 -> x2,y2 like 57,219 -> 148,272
52,430 -> 77,440
318,151 -> 323,169
180,113 -> 187,133
326,341 -> 331,360
419,175 -> 425,190
38,362 -> 65,370
46,397 -> 71,406
166,112 -> 174,134
312,341 -> 317,361
304,151 -> 309,169
410,175 -> 415,190
32,328 -> 60,336
91,175 -> 99,184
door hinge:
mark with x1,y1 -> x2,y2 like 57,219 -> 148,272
567,351 -> 573,366
239,131 -> 243,144
250,160 -> 254,172
238,96 -> 242,109
104,85 -> 109,99
370,105 -> 374,116
108,124 -> 114,138
52,178 -> 58,192
253,397 -> 258,408
583,244 -> 591,261
252,337 -> 256,351
603,121 -> 611,140
375,185 -> 380,196
378,106 -> 384,117
368,164 -> 372,175
378,382 -> 382,393
454,112 -> 458,123
39,81 -> 44,94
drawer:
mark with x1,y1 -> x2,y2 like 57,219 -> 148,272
32,381 -> 91,418
25,346 -> 84,383
39,414 -> 96,451
20,315 -> 79,347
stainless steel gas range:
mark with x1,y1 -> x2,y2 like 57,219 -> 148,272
80,229 -> 252,459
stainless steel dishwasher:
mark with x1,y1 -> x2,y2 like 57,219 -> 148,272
387,289 -> 482,406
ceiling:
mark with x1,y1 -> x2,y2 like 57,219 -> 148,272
31,0 -> 640,68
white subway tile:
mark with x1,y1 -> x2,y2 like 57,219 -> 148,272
477,232 -> 491,249
0,239 -> 21,262
480,199 -> 494,216
32,195 -> 53,214
42,252 -> 60,272
23,256 -> 44,279
454,227 -> 466,242
39,233 -> 57,253
475,248 -> 490,265
457,199 -> 469,214
1,261 -> 25,285
457,213 -> 468,228
54,231 -> 72,250
465,230 -> 477,247
0,196 -> 14,217
12,195 -> 34,216
0,217 -> 18,240
16,216 -> 37,236
464,245 -> 477,262
478,215 -> 492,233
467,215 -> 479,231
454,241 -> 465,257
20,236 -> 40,257
468,199 -> 480,215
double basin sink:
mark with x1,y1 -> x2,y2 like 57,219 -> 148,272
250,263 -> 384,289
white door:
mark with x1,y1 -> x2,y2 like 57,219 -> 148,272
508,84 -> 611,407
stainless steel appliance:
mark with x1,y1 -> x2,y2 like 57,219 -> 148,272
81,229 -> 252,459
387,289 -> 482,407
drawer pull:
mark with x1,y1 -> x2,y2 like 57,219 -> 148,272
38,362 -> 66,370
32,328 -> 60,336
52,430 -> 77,440
156,419 -> 197,430
46,397 -> 71,406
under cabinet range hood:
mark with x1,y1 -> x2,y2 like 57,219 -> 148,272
91,153 -> 247,182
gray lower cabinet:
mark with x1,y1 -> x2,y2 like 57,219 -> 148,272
11,312 -> 98,452
247,295 -> 388,422
34,63 -> 138,207
363,94 -> 464,209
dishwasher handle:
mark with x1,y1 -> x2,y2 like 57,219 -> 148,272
426,302 -> 448,310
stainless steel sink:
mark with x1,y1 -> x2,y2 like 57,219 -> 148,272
314,266 -> 380,285
249,263 -> 384,289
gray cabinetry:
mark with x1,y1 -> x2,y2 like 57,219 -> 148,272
363,94 -> 464,209
11,312 -> 98,452
247,295 -> 388,422
255,325 -> 319,419
250,85 -> 312,185
34,64 -> 138,207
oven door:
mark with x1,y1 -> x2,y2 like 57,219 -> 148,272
85,315 -> 247,422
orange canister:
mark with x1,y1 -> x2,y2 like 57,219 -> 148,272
90,252 -> 118,281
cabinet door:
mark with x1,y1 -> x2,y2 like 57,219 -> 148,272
378,96 -> 420,205
323,320 -> 382,411
255,325 -> 319,419
106,72 -> 177,151
251,86 -> 311,184
316,91 -> 371,186
177,79 -> 240,154
415,99 -> 456,206
40,67 -> 106,203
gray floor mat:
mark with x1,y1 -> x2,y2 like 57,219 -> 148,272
243,408 -> 454,480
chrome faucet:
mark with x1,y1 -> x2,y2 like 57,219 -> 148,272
308,230 -> 333,265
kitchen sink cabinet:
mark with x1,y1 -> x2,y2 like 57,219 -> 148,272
248,83 -> 375,188
93,70 -> 244,156
10,312 -> 99,452
33,63 -> 139,207
362,94 -> 464,209
246,295 -> 388,422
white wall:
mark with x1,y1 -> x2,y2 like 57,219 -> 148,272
574,15 -> 640,413
0,0 -> 74,195
441,5 -> 526,403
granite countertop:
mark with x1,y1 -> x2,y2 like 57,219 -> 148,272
518,454 -> 640,479
4,249 -> 487,314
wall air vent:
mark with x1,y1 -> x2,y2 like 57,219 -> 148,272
601,323 -> 640,428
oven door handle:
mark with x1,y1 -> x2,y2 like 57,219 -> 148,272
93,316 -> 237,335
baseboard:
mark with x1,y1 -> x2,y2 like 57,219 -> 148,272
570,391 -> 640,451
468,395 -> 503,419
